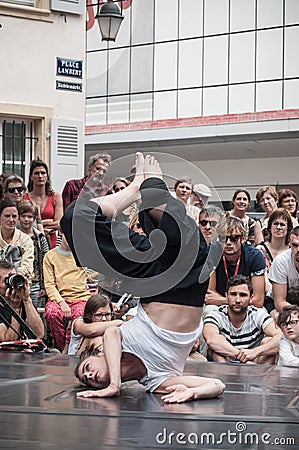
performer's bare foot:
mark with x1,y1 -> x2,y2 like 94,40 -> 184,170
130,152 -> 144,188
144,155 -> 163,179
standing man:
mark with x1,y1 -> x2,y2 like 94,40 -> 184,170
206,217 -> 266,308
62,152 -> 112,210
203,275 -> 281,364
0,261 -> 44,342
191,184 -> 212,209
269,226 -> 299,312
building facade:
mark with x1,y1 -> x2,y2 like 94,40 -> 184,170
85,0 -> 299,204
0,0 -> 86,192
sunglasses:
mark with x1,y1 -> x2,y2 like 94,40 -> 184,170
280,319 -> 299,328
199,219 -> 218,227
219,235 -> 242,243
7,186 -> 24,194
93,312 -> 113,321
272,221 -> 287,228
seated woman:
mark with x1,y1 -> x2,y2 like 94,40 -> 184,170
61,153 -> 224,403
256,208 -> 293,318
278,188 -> 299,223
226,189 -> 255,244
174,177 -> 199,224
254,185 -> 278,245
0,199 -> 34,278
68,293 -> 123,355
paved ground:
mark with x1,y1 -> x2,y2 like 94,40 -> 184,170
0,352 -> 298,449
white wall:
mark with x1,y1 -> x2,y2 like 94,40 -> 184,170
0,13 -> 85,121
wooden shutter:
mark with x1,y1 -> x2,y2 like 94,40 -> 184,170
50,118 -> 84,193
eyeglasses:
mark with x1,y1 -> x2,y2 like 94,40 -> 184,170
199,219 -> 218,227
219,235 -> 242,243
282,199 -> 296,204
135,222 -> 142,229
272,221 -> 287,228
7,186 -> 24,194
280,319 -> 299,328
93,312 -> 113,320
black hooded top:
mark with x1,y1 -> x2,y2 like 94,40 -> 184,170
60,178 -> 209,307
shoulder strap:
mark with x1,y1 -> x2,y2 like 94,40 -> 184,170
0,295 -> 37,339
260,241 -> 274,262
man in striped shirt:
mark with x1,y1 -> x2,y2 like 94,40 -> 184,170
203,275 -> 281,364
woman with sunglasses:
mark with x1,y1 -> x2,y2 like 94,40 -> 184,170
5,175 -> 44,232
68,294 -> 123,355
5,175 -> 26,205
227,189 -> 255,245
256,208 -> 293,317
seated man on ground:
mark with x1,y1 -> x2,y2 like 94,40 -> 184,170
205,216 -> 266,309
277,305 -> 299,367
203,275 -> 281,364
61,153 -> 225,403
0,260 -> 44,342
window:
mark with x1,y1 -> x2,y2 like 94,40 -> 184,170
0,119 -> 36,179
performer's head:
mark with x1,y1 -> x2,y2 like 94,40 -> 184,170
74,344 -> 109,389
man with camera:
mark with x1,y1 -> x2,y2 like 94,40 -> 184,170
0,260 -> 44,342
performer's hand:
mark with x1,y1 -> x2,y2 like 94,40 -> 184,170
77,384 -> 120,398
161,385 -> 195,403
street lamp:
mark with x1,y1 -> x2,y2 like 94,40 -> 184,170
96,0 -> 124,42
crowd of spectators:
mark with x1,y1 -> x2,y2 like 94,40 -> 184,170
0,153 -> 298,369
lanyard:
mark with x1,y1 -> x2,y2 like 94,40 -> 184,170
223,251 -> 241,280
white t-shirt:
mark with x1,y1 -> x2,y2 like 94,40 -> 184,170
204,305 -> 273,349
68,318 -> 83,355
268,248 -> 299,304
278,335 -> 299,366
120,304 -> 201,392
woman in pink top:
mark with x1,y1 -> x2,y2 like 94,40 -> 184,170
25,160 -> 63,248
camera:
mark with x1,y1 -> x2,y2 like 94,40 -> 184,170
4,273 -> 25,289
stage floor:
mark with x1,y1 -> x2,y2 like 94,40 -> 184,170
0,352 -> 298,449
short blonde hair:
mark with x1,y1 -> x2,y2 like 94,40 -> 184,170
256,186 -> 278,204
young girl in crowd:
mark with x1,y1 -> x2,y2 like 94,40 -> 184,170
277,305 -> 299,367
68,293 -> 123,355
18,201 -> 49,309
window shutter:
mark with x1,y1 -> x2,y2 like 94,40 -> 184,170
50,118 -> 84,193
3,0 -> 35,6
51,0 -> 85,15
